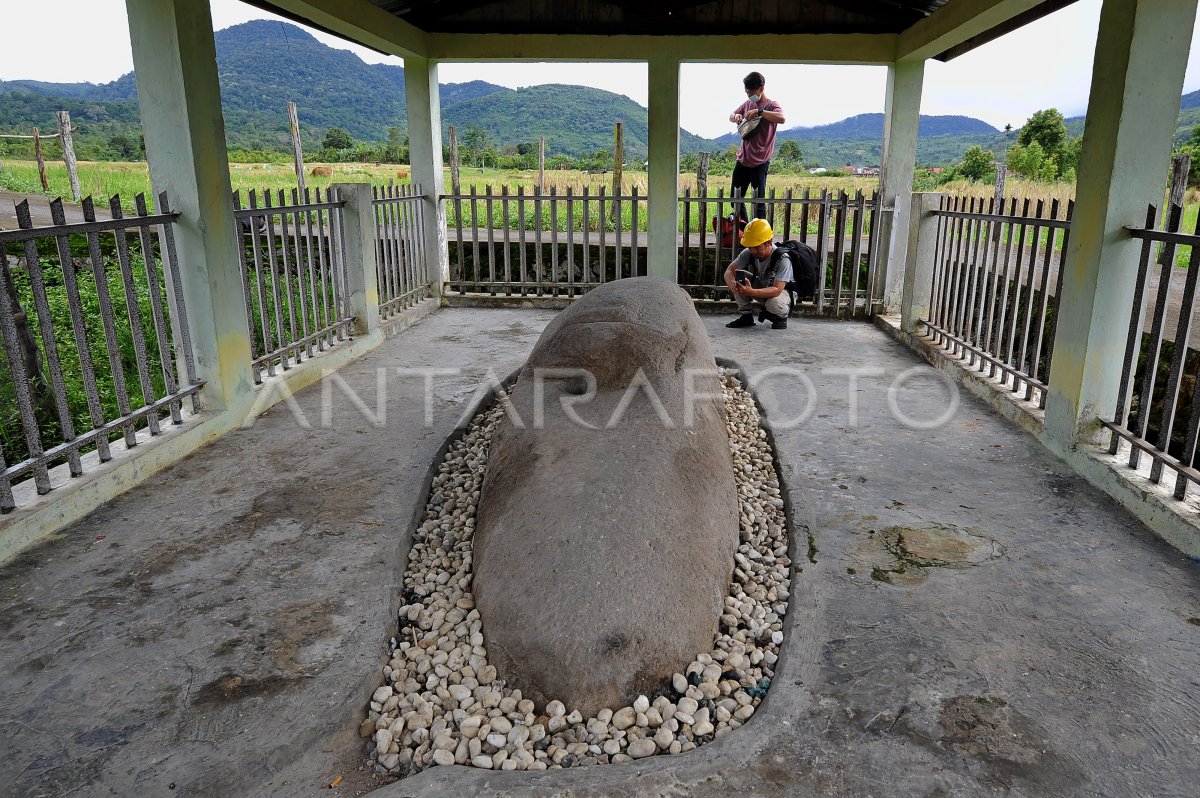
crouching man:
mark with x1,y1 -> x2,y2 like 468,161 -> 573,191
723,218 -> 792,330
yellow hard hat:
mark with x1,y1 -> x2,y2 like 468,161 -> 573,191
740,218 -> 773,247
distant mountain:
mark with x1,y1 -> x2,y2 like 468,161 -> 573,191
713,113 -> 999,148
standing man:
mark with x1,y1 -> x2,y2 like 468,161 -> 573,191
729,71 -> 785,222
724,219 -> 793,330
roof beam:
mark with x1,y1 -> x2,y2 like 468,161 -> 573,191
896,0 -> 1049,62
252,0 -> 429,58
426,33 -> 899,64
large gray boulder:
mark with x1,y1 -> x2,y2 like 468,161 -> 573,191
472,277 -> 739,715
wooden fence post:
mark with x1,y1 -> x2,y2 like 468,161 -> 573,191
538,137 -> 545,194
33,127 -> 49,191
697,152 -> 709,197
288,101 -> 306,194
448,125 -> 461,194
1159,153 -> 1191,265
56,111 -> 80,202
611,121 -> 623,222
992,163 -> 1006,240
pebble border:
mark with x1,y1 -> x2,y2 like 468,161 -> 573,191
363,368 -> 792,776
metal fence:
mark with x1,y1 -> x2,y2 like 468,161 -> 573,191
374,182 -> 433,318
1102,201 -> 1200,503
0,193 -> 199,512
922,195 -> 1074,408
443,185 -> 646,296
233,187 -> 354,384
680,188 -> 883,318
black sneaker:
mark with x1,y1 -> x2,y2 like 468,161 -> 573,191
726,314 -> 755,329
762,311 -> 788,330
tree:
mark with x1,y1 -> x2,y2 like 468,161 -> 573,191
323,127 -> 354,150
959,146 -> 994,182
382,126 -> 407,163
777,140 -> 802,167
1007,141 -> 1047,179
1017,109 -> 1067,159
461,125 -> 491,166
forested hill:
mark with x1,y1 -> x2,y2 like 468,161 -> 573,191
0,20 -> 706,158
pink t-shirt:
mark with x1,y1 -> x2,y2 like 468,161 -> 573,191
733,98 -> 783,167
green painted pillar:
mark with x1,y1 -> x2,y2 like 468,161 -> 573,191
647,55 -> 681,283
125,0 -> 253,411
1044,0 -> 1199,449
404,56 -> 449,295
878,60 -> 924,311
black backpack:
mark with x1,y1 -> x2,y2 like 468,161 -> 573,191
765,240 -> 820,301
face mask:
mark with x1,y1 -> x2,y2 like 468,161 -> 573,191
747,93 -> 762,104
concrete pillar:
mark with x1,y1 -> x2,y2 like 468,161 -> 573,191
900,192 -> 943,334
404,56 -> 449,294
125,0 -> 253,411
878,60 -> 925,311
1044,0 -> 1198,449
647,55 -> 681,282
332,183 -> 380,335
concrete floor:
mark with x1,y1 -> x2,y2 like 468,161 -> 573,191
1,308 -> 1198,797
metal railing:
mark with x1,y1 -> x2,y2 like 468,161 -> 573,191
679,188 -> 883,318
233,188 -> 354,384
0,193 -> 199,512
922,195 -> 1074,408
442,185 -> 646,296
373,182 -> 434,318
1103,202 -> 1200,503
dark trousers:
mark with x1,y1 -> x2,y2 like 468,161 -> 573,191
731,160 -> 770,222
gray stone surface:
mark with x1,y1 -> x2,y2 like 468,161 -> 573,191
0,307 -> 1197,797
474,277 -> 739,715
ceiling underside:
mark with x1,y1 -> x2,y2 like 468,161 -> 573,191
245,0 -> 1079,62
371,0 -> 951,36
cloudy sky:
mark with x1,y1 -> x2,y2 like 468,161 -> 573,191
2,0 -> 1199,139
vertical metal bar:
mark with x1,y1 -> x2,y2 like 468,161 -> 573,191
682,187 -> 691,288
326,187 -> 350,337
582,187 -> 592,289
50,199 -> 112,453
232,191 -> 258,369
82,197 -> 137,446
800,188 -> 811,246
155,193 -> 200,412
1028,199 -> 1061,400
518,186 -> 528,293
864,190 -> 883,314
698,187 -> 708,296
783,188 -> 793,243
1004,199 -> 1032,378
503,185 -> 513,294
485,184 -> 496,293
533,182 -> 542,292
15,201 -> 83,473
945,196 -> 970,353
300,187 -> 324,346
815,190 -> 830,313
247,191 -> 275,378
631,185 -> 640,277
0,238 -> 51,492
551,185 -> 560,293
264,190 -> 294,366
1112,205 -> 1160,454
1150,207 -> 1200,482
372,185 -> 390,314
928,196 -> 950,337
599,186 -> 607,284
470,185 -> 481,294
133,194 -> 182,423
1015,200 -> 1048,388
981,196 -> 1008,369
107,197 -> 160,434
1130,202 -> 1184,466
1040,199 -> 1074,405
453,186 -> 465,291
831,191 -> 848,317
566,186 -> 575,295
411,184 -> 427,298
309,187 -> 332,336
614,183 -> 623,281
397,185 -> 412,303
287,189 -> 313,359
848,190 -> 865,318
958,198 -> 983,356
967,197 -> 996,362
